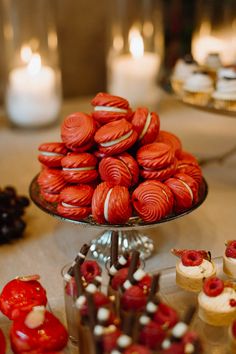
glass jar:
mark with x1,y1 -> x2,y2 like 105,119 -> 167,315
106,0 -> 164,108
2,0 -> 62,128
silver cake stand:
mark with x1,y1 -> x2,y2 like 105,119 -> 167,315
29,176 -> 208,263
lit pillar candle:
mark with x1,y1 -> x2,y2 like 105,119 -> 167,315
108,30 -> 160,107
6,53 -> 61,127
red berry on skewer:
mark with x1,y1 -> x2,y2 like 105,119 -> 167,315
121,285 -> 147,311
81,260 -> 101,283
111,267 -> 129,290
203,277 -> 224,297
139,321 -> 166,349
0,329 -> 6,354
153,302 -> 179,329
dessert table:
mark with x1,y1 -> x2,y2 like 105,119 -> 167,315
0,90 -> 236,352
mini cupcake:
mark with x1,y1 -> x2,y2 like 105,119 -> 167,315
203,53 -> 222,80
171,55 -> 199,95
212,73 -> 236,111
183,71 -> 214,106
198,277 -> 236,326
223,240 -> 236,279
171,249 -> 216,292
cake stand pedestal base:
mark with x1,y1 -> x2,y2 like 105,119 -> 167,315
90,229 -> 154,263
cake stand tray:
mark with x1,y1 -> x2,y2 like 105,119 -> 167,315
29,176 -> 208,262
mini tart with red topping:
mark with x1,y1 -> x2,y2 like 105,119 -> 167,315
94,119 -> 138,156
132,180 -> 174,223
229,319 -> 236,353
198,277 -> 236,326
171,249 -> 216,292
91,92 -> 132,124
136,142 -> 177,181
91,182 -> 132,225
98,152 -> 139,188
132,107 -> 160,146
223,240 -> 236,279
38,142 -> 68,168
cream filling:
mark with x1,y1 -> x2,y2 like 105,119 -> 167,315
139,113 -> 152,140
199,287 -> 236,313
94,105 -> 127,113
100,130 -> 133,147
104,188 -> 113,222
178,259 -> 214,278
62,166 -> 95,171
40,151 -> 64,157
227,257 -> 236,263
178,179 -> 193,202
61,202 -> 82,208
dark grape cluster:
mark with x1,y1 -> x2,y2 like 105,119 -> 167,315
0,186 -> 30,244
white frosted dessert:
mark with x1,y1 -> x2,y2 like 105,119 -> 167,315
172,249 -> 216,292
204,53 -> 222,72
198,277 -> 236,326
171,56 -> 198,95
183,72 -> 214,106
212,76 -> 236,111
223,240 -> 236,278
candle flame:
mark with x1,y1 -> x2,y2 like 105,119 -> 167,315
192,21 -> 236,65
129,28 -> 144,59
21,46 -> 32,63
27,54 -> 41,76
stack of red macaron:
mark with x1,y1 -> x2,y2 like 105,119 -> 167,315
37,92 -> 203,225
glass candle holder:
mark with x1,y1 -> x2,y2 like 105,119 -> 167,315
106,0 -> 164,108
2,0 -> 62,128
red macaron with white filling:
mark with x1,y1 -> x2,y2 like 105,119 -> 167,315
37,168 -> 67,203
132,180 -> 174,222
94,119 -> 138,156
61,112 -> 96,152
91,92 -> 132,125
57,185 -> 94,220
132,107 -> 160,146
91,182 -> 132,224
136,142 -> 177,181
61,152 -> 98,184
165,173 -> 199,212
156,130 -> 182,158
38,142 -> 68,168
98,152 -> 139,188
